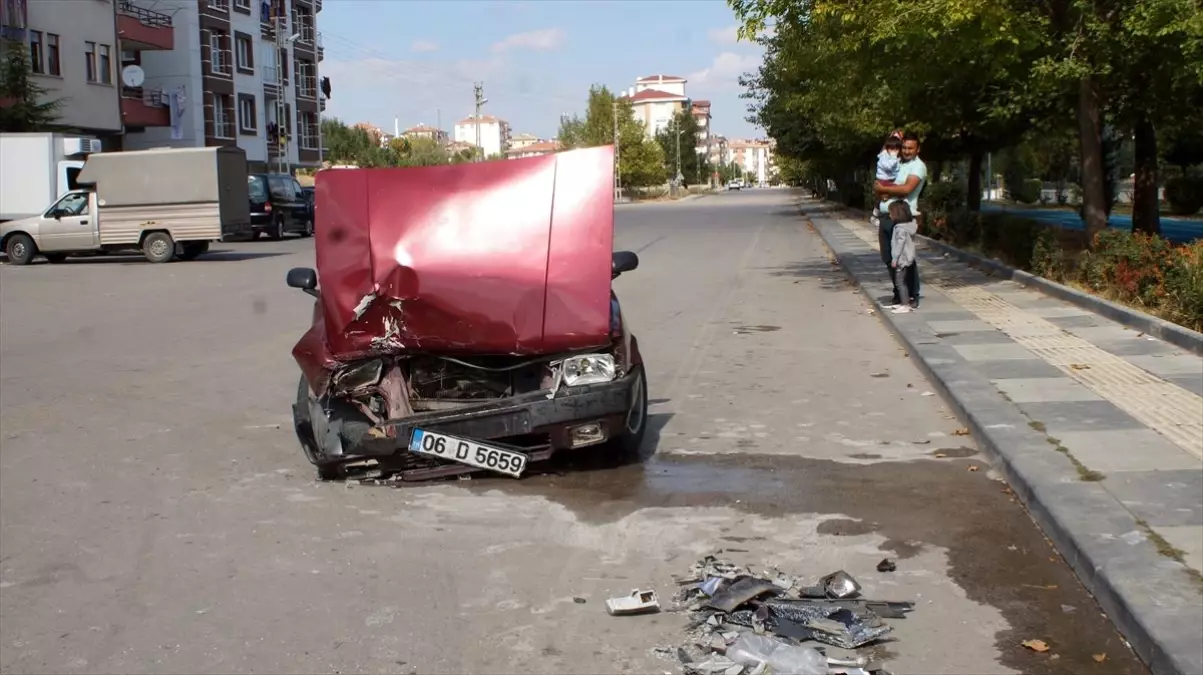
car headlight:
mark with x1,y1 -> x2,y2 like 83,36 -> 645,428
331,358 -> 383,394
561,354 -> 616,387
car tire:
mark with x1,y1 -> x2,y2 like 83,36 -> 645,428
4,233 -> 37,265
142,232 -> 176,263
612,366 -> 648,459
300,218 -> 314,237
44,253 -> 69,264
269,215 -> 285,241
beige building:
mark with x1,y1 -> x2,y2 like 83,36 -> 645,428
505,139 -> 558,160
728,138 -> 776,185
402,124 -> 448,144
509,132 -> 540,150
4,0 -> 126,138
618,74 -> 689,139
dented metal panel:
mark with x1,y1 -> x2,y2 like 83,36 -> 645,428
308,147 -> 615,363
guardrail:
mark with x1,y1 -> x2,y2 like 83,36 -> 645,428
118,0 -> 173,27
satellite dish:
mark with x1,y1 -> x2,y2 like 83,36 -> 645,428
122,65 -> 145,88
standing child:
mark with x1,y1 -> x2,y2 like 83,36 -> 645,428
887,200 -> 919,313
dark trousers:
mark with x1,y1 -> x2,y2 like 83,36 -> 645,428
876,212 -> 920,303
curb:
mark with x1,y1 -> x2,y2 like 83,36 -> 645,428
806,209 -> 1203,675
918,235 -> 1203,357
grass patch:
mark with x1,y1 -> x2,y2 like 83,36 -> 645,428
1029,420 -> 1047,433
1133,519 -> 1203,592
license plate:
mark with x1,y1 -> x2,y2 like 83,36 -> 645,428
408,429 -> 528,478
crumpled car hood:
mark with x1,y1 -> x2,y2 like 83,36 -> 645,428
313,146 -> 615,360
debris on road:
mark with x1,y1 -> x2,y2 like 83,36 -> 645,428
1021,639 -> 1050,653
875,559 -> 896,573
670,554 -> 908,675
952,428 -> 970,436
606,589 -> 661,616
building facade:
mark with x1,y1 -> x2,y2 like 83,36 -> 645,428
120,0 -> 325,172
619,74 -> 689,139
729,138 -> 776,186
504,139 -> 557,160
2,0 -> 127,140
691,99 -> 711,156
401,124 -> 447,144
453,114 -> 510,158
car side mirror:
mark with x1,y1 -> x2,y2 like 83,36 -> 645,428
612,251 -> 639,279
286,267 -> 319,297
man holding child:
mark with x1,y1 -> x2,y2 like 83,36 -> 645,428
872,131 -> 927,311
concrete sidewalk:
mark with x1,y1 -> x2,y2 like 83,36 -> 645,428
803,197 -> 1203,675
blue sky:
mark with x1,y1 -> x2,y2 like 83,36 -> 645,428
318,0 -> 765,140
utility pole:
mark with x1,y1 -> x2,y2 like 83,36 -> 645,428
674,118 -> 682,186
473,82 -> 486,162
612,99 -> 620,200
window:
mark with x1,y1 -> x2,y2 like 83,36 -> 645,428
212,93 -> 233,138
238,93 -> 257,134
46,34 -> 60,76
234,0 -> 251,12
235,34 -> 253,72
99,45 -> 112,85
261,43 -> 278,82
209,31 -> 230,75
247,175 -> 268,202
85,42 -> 97,82
47,192 -> 90,218
29,31 -> 43,74
207,0 -> 229,11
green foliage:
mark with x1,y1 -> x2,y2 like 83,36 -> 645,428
321,118 -> 480,168
922,181 -> 968,214
655,110 -> 702,186
558,85 -> 666,189
0,39 -> 61,131
1164,175 -> 1203,215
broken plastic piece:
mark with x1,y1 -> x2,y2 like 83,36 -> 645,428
698,577 -> 726,597
606,589 -> 661,616
876,558 -> 897,573
727,634 -> 826,675
706,576 -> 781,613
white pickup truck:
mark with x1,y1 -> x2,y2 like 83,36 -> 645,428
1,146 -> 252,265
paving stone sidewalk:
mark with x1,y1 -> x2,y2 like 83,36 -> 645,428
803,198 -> 1203,675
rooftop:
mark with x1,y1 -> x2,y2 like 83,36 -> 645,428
637,74 -> 686,83
404,124 -> 443,134
622,88 -> 688,103
455,114 -> 507,126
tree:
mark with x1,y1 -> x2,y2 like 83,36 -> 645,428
559,84 -> 667,189
322,118 -> 390,166
655,110 -> 702,186
0,39 -> 61,132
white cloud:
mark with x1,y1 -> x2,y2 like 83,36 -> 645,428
688,52 -> 762,91
708,24 -> 740,46
490,28 -> 566,53
409,39 -> 438,53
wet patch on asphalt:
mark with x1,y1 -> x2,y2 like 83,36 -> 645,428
452,450 -> 1147,675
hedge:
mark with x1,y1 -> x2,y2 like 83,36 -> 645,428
923,211 -> 1203,332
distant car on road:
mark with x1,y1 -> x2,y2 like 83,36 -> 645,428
728,180 -> 743,190
248,173 -> 313,240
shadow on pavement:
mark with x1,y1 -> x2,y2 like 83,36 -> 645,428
3,250 -> 294,266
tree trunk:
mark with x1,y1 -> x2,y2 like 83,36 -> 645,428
967,150 -> 983,212
1077,75 -> 1108,244
1131,112 -> 1161,236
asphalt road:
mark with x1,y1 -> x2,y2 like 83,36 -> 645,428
0,189 -> 1145,675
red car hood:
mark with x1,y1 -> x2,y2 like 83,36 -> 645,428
312,146 -> 615,360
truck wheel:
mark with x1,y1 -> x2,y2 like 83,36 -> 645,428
4,233 -> 36,265
44,253 -> 69,264
142,232 -> 176,263
268,215 -> 284,241
179,241 -> 210,261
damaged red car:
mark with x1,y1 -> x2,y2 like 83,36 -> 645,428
286,146 -> 648,481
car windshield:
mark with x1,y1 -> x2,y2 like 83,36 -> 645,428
248,176 -> 268,201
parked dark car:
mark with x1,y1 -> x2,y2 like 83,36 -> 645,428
248,173 -> 313,239
300,185 -> 315,226
286,147 -> 647,482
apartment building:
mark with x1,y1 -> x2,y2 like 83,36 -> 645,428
691,99 -> 711,156
2,0 -> 126,140
453,114 -> 510,158
729,138 -> 776,185
509,132 -> 540,150
505,139 -> 558,160
401,124 -> 448,145
618,74 -> 689,139
121,0 -> 325,172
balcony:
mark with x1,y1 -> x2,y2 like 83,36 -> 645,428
121,86 -> 170,127
316,31 -> 323,60
117,1 -> 174,50
296,73 -> 316,100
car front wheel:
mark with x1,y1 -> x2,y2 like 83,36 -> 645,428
612,366 -> 648,458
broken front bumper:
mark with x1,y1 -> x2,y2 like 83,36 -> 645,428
353,369 -> 640,463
